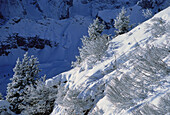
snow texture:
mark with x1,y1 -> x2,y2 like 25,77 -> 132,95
0,1 -> 170,113
47,7 -> 170,115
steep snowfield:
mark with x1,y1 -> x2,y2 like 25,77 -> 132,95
0,0 -> 142,96
46,7 -> 170,115
0,0 -> 170,98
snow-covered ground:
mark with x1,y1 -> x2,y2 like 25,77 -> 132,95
0,0 -> 170,111
46,7 -> 170,115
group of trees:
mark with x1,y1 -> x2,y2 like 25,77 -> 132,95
3,5 -> 166,114
0,7 -> 131,115
106,15 -> 170,114
72,7 -> 130,67
0,52 -> 57,115
6,52 -> 40,114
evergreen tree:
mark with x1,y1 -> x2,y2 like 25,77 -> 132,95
114,7 -> 130,35
88,18 -> 105,39
72,18 -> 110,67
20,76 -> 57,115
6,52 -> 40,114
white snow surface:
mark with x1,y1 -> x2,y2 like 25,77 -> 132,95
0,0 -> 170,109
46,7 -> 170,115
0,0 -> 160,96
0,100 -> 15,115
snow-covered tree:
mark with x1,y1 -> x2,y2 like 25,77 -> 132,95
6,52 -> 40,114
72,18 -> 110,67
88,18 -> 105,39
114,7 -> 130,35
20,76 -> 57,115
142,8 -> 152,18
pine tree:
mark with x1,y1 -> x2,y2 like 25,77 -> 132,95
72,18 -> 110,67
88,18 -> 105,39
21,76 -> 57,115
6,52 -> 40,114
114,7 -> 130,35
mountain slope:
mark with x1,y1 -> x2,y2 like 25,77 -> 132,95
46,7 -> 170,115
0,0 -> 170,99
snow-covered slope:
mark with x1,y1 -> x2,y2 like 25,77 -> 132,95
0,0 -> 170,97
46,7 -> 170,115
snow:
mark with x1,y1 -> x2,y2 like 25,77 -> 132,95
94,96 -> 115,115
47,6 -> 170,115
0,0 -> 170,114
0,100 -> 15,115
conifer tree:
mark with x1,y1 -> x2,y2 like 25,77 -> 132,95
88,18 -> 105,39
114,7 -> 130,35
72,18 -> 110,67
20,75 -> 57,115
6,52 -> 40,114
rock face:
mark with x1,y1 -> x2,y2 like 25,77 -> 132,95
0,0 -> 170,96
0,0 -> 73,23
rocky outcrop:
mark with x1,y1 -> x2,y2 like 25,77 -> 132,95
0,34 -> 58,56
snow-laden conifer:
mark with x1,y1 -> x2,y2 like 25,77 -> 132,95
72,18 -> 110,67
114,7 -> 130,35
20,75 -> 57,115
6,52 -> 40,114
142,9 -> 152,18
88,18 -> 105,39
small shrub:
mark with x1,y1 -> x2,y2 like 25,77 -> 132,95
142,9 -> 152,18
